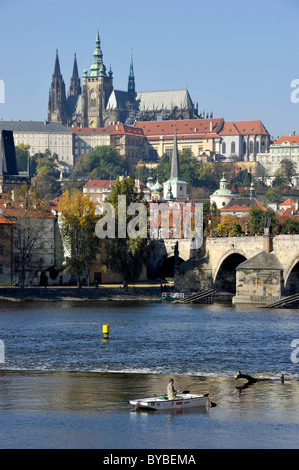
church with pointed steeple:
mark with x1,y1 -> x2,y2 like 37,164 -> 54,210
47,28 -> 199,128
163,128 -> 188,202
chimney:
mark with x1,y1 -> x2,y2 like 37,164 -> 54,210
210,121 -> 213,132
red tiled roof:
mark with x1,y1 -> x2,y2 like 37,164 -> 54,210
274,136 -> 299,145
83,179 -> 116,189
220,197 -> 266,213
70,125 -> 117,134
219,120 -> 269,136
0,214 -> 14,224
279,198 -> 296,207
111,123 -> 145,137
135,118 -> 223,137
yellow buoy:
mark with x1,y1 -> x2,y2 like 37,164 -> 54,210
103,324 -> 110,338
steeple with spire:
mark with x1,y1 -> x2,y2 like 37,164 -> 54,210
89,27 -> 107,77
69,53 -> 81,96
128,52 -> 135,95
48,49 -> 67,124
163,125 -> 188,202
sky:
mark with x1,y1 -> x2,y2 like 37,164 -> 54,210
0,0 -> 299,138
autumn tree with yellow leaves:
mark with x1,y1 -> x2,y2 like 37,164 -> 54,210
58,191 -> 99,287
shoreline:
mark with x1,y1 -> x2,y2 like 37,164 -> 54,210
0,286 -> 234,303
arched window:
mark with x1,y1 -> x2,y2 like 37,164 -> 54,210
231,141 -> 235,154
256,141 -> 259,153
243,141 -> 246,154
249,141 -> 253,154
222,142 -> 226,154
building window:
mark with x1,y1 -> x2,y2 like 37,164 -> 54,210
249,141 -> 253,154
222,142 -> 226,154
0,264 -> 3,274
231,141 -> 235,154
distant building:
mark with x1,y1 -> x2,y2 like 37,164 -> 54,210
210,174 -> 235,209
257,133 -> 299,185
0,121 -> 75,166
48,29 -> 199,128
162,129 -> 188,202
218,120 -> 270,161
220,183 -> 266,218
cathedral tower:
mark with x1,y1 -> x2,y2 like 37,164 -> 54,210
68,53 -> 82,97
48,50 -> 67,125
82,28 -> 113,127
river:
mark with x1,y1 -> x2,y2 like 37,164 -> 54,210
0,300 -> 299,449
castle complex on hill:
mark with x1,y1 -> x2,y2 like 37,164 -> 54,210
48,28 -> 201,128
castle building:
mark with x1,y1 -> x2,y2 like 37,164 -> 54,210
48,28 -> 199,128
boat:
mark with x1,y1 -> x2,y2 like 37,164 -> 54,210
162,292 -> 185,302
130,393 -> 209,411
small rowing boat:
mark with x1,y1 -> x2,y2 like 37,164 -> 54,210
130,393 -> 209,411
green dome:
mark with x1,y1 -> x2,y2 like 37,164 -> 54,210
152,179 -> 163,192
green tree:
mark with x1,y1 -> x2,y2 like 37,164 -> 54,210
58,190 -> 99,287
280,218 -> 299,234
264,186 -> 283,204
15,144 -> 30,172
249,206 -> 278,234
73,146 -> 129,179
100,177 -> 147,284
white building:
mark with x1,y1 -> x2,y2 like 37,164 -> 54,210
0,120 -> 75,166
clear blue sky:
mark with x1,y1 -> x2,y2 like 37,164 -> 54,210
0,0 -> 298,138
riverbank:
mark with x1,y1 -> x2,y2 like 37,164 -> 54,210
0,285 -> 163,302
0,286 -> 235,303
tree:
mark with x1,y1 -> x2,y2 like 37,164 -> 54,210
217,215 -> 246,237
15,144 -> 30,172
264,186 -> 282,205
248,206 -> 278,234
2,186 -> 52,288
99,177 -> 147,284
280,158 -> 296,184
72,145 -> 129,179
280,218 -> 299,234
58,190 -> 99,287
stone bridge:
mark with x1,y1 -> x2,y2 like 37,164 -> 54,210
175,234 -> 299,304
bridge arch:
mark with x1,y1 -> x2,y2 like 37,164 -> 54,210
214,250 -> 247,294
284,256 -> 299,295
160,254 -> 185,279
213,249 -> 247,282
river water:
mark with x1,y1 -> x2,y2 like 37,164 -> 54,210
1,300 -> 299,449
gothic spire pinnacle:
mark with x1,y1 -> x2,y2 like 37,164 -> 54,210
72,53 -> 79,79
54,49 -> 61,77
128,51 -> 135,94
170,126 -> 180,180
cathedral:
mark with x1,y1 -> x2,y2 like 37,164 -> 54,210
48,28 -> 200,128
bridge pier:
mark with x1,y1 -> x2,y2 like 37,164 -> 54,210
174,235 -> 299,305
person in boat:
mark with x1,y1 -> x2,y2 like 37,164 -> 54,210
167,378 -> 181,400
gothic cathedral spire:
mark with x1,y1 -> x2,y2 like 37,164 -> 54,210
128,52 -> 135,95
69,53 -> 82,96
48,49 -> 67,124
